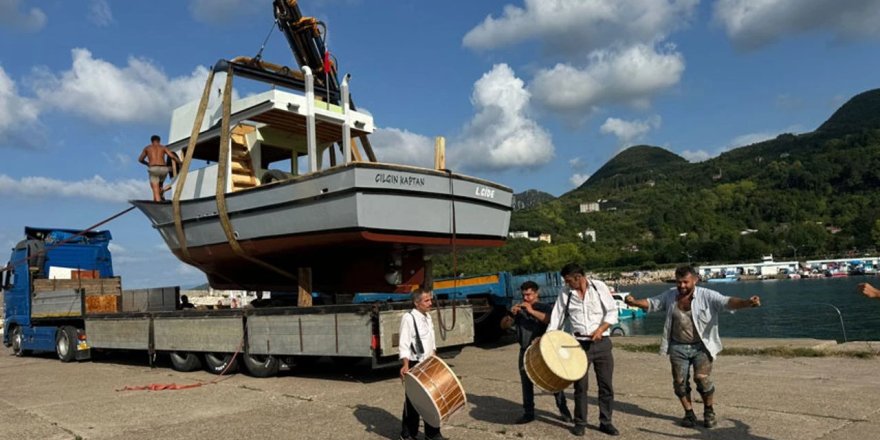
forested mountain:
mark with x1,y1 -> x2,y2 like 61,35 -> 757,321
512,189 -> 555,211
434,88 -> 880,276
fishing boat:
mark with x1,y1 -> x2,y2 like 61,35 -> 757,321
611,292 -> 646,320
131,59 -> 512,293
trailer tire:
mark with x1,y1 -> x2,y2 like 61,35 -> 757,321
55,326 -> 77,362
169,352 -> 202,372
204,352 -> 239,375
242,353 -> 280,378
11,326 -> 28,357
610,326 -> 626,337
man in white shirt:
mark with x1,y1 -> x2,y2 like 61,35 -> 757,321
625,265 -> 761,429
547,263 -> 620,437
398,290 -> 446,440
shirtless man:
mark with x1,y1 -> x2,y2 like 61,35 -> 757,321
138,135 -> 181,201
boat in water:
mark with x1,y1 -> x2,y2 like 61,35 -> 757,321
611,292 -> 646,320
131,57 -> 511,293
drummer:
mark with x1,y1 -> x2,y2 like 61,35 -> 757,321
547,263 -> 620,437
513,281 -> 572,424
398,289 -> 447,440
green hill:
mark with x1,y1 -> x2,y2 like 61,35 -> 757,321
434,88 -> 880,276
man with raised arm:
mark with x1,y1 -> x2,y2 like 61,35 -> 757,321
625,265 -> 761,429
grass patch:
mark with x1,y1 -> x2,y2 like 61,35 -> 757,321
616,343 -> 876,359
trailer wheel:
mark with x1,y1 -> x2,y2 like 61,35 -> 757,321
55,326 -> 77,362
11,326 -> 28,357
204,352 -> 239,375
610,326 -> 626,337
169,352 -> 202,372
242,353 -> 280,378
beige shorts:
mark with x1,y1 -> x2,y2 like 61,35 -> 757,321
148,166 -> 169,184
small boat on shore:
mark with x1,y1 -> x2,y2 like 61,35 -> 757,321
132,59 -> 512,293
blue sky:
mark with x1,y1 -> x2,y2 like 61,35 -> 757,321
1,0 -> 879,288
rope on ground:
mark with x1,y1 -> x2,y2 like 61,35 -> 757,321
117,339 -> 244,392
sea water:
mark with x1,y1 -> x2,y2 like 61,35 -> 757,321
620,277 -> 880,342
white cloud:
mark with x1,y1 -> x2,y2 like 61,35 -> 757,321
0,174 -> 149,202
0,0 -> 46,32
463,0 -> 697,56
681,149 -> 712,162
570,173 -> 590,187
29,48 -> 211,124
530,44 -> 684,117
454,64 -> 554,171
88,0 -> 113,27
568,157 -> 587,171
107,243 -> 126,254
713,0 -> 880,50
189,0 -> 260,24
0,65 -> 41,148
728,131 -> 776,148
369,127 -> 435,168
600,115 -> 661,145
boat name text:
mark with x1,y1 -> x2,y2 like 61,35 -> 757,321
375,173 -> 425,187
475,186 -> 495,199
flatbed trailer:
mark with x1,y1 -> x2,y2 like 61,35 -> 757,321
2,227 -> 474,377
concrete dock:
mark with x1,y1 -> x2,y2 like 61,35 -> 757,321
0,337 -> 878,439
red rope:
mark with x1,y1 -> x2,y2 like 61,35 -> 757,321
117,340 -> 244,392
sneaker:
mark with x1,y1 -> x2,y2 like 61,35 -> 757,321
681,411 -> 698,428
570,425 -> 586,436
704,409 -> 718,428
598,423 -> 620,436
558,406 -> 573,423
515,414 -> 535,424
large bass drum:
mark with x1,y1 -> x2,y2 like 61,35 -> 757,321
404,355 -> 467,427
524,330 -> 588,392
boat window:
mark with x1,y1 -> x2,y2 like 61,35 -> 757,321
1,266 -> 13,290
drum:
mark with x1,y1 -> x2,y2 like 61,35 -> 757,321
524,330 -> 588,392
404,355 -> 467,427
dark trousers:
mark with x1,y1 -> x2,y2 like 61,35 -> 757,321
574,337 -> 614,427
519,348 -> 568,416
401,360 -> 441,439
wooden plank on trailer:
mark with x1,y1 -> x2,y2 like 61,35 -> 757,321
298,267 -> 313,307
33,277 -> 122,296
153,317 -> 242,352
86,319 -> 150,350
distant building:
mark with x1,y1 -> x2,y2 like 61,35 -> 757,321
740,229 -> 758,235
579,202 -> 600,213
538,234 -> 552,244
508,231 -> 529,239
577,229 -> 597,242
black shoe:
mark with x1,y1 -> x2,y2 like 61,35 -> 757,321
427,435 -> 449,440
704,409 -> 718,428
598,423 -> 620,436
558,406 -> 573,423
571,425 -> 586,436
515,414 -> 535,424
399,435 -> 416,440
681,411 -> 698,428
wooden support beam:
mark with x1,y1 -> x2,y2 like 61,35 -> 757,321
434,136 -> 446,170
297,267 -> 312,307
350,137 -> 363,162
359,135 -> 377,162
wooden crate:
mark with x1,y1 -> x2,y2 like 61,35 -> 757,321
34,277 -> 122,296
85,294 -> 121,314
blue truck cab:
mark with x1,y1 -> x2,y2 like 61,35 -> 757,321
2,227 -> 113,358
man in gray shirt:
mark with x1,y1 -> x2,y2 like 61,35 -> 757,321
626,265 -> 761,429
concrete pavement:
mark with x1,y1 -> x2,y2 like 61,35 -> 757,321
0,337 -> 878,439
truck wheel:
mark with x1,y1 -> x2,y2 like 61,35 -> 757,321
11,326 -> 28,357
55,326 -> 78,362
611,326 -> 626,337
242,353 -> 280,378
204,352 -> 239,375
169,352 -> 202,372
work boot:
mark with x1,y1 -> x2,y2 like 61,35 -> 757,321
570,425 -> 586,436
704,408 -> 718,428
681,410 -> 698,428
515,413 -> 535,424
